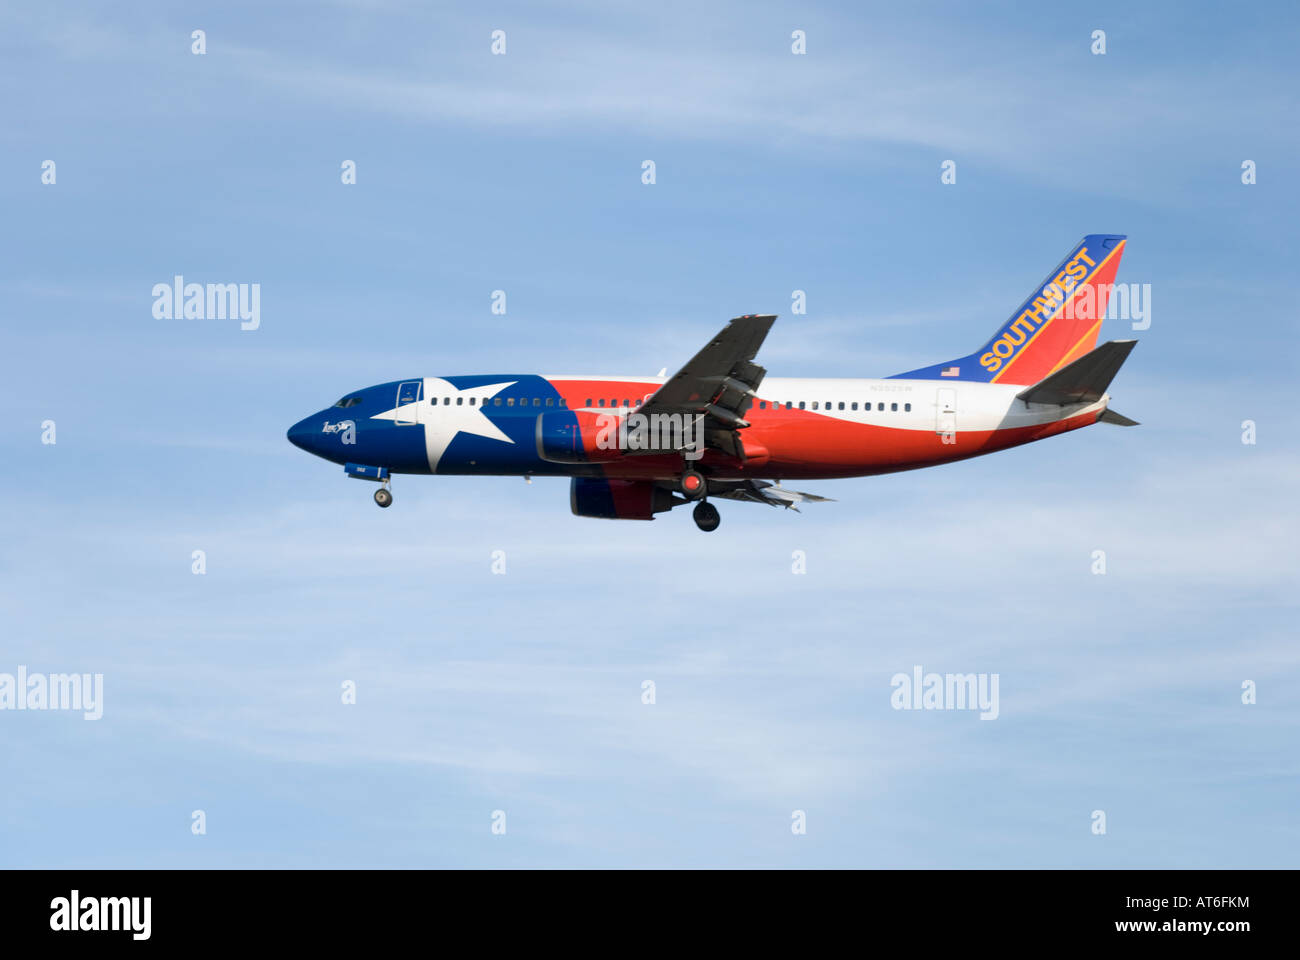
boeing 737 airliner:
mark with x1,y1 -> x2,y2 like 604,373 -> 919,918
288,235 -> 1138,531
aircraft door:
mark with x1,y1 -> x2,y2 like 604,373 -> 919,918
936,388 -> 956,436
394,380 -> 422,425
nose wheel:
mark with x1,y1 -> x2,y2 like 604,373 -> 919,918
692,501 -> 720,532
374,486 -> 393,508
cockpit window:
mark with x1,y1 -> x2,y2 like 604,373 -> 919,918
333,396 -> 363,408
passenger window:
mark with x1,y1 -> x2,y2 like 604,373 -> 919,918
759,401 -> 767,409
798,401 -> 806,410
430,398 -> 438,406
838,402 -> 845,410
585,399 -> 592,407
546,398 -> 554,406
851,402 -> 858,410
878,402 -> 884,411
457,397 -> 464,405
811,401 -> 819,410
785,402 -> 792,410
507,398 -> 515,407
622,399 -> 629,408
904,403 -> 911,412
493,397 -> 502,406
891,403 -> 898,411
598,399 -> 606,407
468,398 -> 475,406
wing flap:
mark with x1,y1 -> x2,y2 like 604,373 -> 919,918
712,480 -> 835,511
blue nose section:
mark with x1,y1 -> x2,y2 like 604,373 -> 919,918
287,416 -> 319,453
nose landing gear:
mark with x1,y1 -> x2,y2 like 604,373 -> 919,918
344,463 -> 393,507
692,500 -> 720,532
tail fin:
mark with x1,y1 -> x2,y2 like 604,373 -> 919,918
893,234 -> 1128,385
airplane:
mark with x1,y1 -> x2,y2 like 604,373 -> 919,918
288,234 -> 1138,532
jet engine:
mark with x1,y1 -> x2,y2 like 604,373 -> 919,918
570,477 -> 679,520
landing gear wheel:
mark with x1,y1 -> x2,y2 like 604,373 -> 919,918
374,487 -> 393,508
692,501 -> 720,532
680,469 -> 707,500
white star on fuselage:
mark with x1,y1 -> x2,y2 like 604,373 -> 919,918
371,378 -> 517,472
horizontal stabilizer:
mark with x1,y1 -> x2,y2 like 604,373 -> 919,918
1016,340 -> 1137,406
1099,408 -> 1140,426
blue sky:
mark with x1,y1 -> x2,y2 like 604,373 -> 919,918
1,0 -> 1297,867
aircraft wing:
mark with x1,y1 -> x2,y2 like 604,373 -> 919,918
635,314 -> 776,460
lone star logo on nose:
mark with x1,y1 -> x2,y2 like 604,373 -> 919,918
371,379 -> 518,472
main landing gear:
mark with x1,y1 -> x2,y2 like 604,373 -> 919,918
692,500 -> 720,532
374,484 -> 393,508
679,468 -> 718,531
679,469 -> 707,500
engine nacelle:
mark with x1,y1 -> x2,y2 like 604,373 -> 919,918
570,478 -> 678,520
536,411 -> 626,464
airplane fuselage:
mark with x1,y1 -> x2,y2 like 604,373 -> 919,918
288,373 -> 1106,482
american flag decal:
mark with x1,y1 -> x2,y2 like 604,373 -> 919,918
940,366 -> 960,377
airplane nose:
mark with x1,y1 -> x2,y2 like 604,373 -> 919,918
287,416 -> 315,451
